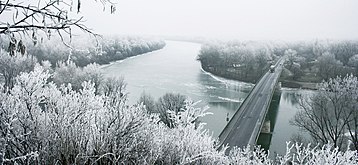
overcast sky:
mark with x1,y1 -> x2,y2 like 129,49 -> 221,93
81,0 -> 358,40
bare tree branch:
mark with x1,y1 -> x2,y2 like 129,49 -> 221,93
0,0 -> 117,50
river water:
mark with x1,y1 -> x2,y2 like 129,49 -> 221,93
102,40 -> 311,155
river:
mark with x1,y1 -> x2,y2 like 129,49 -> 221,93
102,40 -> 311,156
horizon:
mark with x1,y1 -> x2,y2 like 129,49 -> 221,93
79,0 -> 358,41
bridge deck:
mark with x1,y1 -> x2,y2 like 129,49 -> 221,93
218,58 -> 285,151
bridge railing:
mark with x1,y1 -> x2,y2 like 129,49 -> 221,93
248,65 -> 284,145
217,57 -> 284,148
217,65 -> 269,147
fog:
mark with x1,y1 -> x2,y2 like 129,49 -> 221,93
81,0 -> 358,40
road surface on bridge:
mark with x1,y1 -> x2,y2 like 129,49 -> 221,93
218,58 -> 285,150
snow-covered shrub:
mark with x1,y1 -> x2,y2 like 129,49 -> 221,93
0,50 -> 36,90
275,142 -> 358,165
53,61 -> 104,93
151,100 -> 227,164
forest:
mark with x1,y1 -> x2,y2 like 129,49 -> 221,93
1,36 -> 166,67
198,41 -> 273,83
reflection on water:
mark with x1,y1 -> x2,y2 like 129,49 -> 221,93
257,91 -> 281,151
102,40 -> 314,155
266,89 -> 315,156
282,90 -> 301,106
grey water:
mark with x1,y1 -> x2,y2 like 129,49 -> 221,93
102,40 -> 310,155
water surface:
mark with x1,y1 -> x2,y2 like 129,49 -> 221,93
103,41 -> 253,137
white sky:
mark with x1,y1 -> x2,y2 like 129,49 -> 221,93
80,0 -> 358,40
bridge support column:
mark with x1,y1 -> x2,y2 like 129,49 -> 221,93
275,82 -> 282,93
261,120 -> 271,134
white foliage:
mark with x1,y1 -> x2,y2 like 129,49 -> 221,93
275,142 -> 358,165
228,145 -> 272,165
153,113 -> 224,164
170,99 -> 211,127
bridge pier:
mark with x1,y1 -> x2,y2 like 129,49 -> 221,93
275,82 -> 282,92
256,90 -> 282,151
218,58 -> 285,153
261,120 -> 271,134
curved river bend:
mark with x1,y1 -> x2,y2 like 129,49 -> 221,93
102,40 -> 310,155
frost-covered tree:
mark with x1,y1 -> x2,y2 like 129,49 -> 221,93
12,35 -> 165,67
53,61 -> 103,92
272,142 -> 357,165
0,65 -> 54,164
138,92 -> 156,113
0,49 -> 36,90
284,49 -> 307,80
100,77 -> 127,107
330,41 -> 358,66
82,63 -> 104,94
285,49 -> 298,69
317,52 -> 344,80
348,54 -> 358,75
156,93 -> 186,128
292,75 -> 358,150
0,0 -> 117,56
226,142 -> 358,164
197,41 -> 274,83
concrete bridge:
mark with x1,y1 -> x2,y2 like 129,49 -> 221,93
218,58 -> 285,152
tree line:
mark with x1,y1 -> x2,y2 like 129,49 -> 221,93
0,35 -> 166,67
283,40 -> 358,82
198,41 -> 274,83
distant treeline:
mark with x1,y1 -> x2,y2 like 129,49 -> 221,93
1,36 -> 166,67
198,41 -> 275,83
198,40 -> 358,85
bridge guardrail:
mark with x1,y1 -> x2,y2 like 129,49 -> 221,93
218,57 -> 284,148
249,63 -> 284,145
218,63 -> 272,147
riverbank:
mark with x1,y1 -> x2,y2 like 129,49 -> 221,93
280,80 -> 317,90
200,63 -> 265,84
200,63 -> 317,90
21,36 -> 166,68
99,47 -> 165,69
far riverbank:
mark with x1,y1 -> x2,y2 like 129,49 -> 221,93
200,63 -> 317,90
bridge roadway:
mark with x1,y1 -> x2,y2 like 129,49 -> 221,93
218,58 -> 285,151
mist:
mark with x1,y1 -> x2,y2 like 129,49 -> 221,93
80,0 -> 358,40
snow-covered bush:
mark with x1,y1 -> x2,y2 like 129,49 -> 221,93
0,49 -> 36,90
151,100 -> 226,164
53,61 -> 103,93
274,142 -> 358,165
